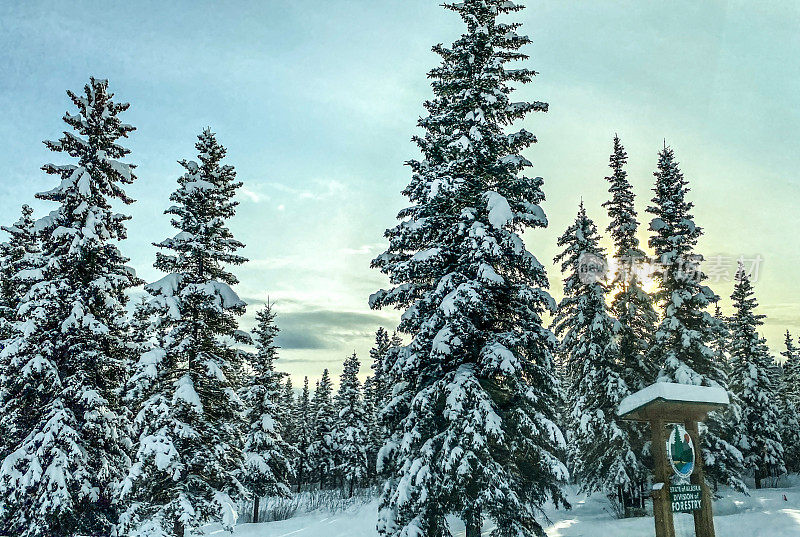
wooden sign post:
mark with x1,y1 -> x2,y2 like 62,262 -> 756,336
618,383 -> 730,537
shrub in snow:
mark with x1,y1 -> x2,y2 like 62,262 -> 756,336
0,204 -> 40,460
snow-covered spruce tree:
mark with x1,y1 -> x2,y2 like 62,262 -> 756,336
779,331 -> 800,473
552,203 -> 645,510
240,301 -> 294,522
333,352 -> 369,496
281,376 -> 297,446
369,327 -> 392,408
364,327 -> 392,479
129,296 -> 154,354
646,145 -> 745,491
363,374 -> 377,477
293,376 -> 314,492
728,265 -> 785,488
704,303 -> 743,492
121,129 -> 247,537
602,135 -> 657,390
118,296 -> 157,453
710,304 -> 732,377
779,332 -> 800,472
0,205 -> 37,341
0,78 -> 139,537
369,2 -> 568,535
780,331 -> 800,408
309,368 -> 337,489
0,205 -> 40,458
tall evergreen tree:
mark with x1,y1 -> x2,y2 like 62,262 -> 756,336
704,303 -> 742,491
239,302 -> 294,522
601,135 -> 657,390
781,331 -> 800,408
0,205 -> 37,342
294,376 -> 314,492
333,352 -> 369,496
309,368 -> 336,489
646,145 -> 745,491
778,331 -> 800,473
370,2 -> 568,535
365,327 -> 392,478
0,205 -> 40,460
281,376 -> 297,446
121,129 -> 247,537
728,265 -> 785,487
369,327 -> 392,415
552,204 -> 645,506
129,296 -> 154,355
709,304 -> 731,376
0,78 -> 139,537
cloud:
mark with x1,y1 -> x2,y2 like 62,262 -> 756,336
273,307 -> 395,350
265,178 -> 347,202
339,242 -> 385,256
238,185 -> 270,203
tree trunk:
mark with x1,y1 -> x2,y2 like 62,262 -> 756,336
465,510 -> 482,537
755,469 -> 762,489
650,419 -> 676,537
173,519 -> 185,537
349,478 -> 355,498
297,462 -> 304,493
253,496 -> 261,524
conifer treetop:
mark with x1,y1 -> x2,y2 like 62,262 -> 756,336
602,135 -> 642,260
40,77 -> 136,211
648,145 -> 701,269
155,128 -> 246,285
646,146 -> 721,386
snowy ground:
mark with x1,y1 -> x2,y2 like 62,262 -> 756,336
211,481 -> 800,537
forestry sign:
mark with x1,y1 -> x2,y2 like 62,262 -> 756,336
668,424 -> 701,512
667,423 -> 695,478
670,484 -> 702,513
618,383 -> 730,537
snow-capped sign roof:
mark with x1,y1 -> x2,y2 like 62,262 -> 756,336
617,382 -> 729,422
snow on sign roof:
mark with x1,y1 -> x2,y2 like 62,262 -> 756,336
617,382 -> 729,421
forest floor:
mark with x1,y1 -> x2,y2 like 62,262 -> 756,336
211,478 -> 800,537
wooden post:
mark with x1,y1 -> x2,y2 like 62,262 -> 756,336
650,418 -> 675,537
685,419 -> 715,537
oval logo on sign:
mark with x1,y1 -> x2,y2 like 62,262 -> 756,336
667,424 -> 695,478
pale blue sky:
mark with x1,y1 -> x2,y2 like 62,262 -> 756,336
1,1 -> 798,382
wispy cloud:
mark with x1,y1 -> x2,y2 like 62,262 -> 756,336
238,185 -> 270,203
339,243 -> 385,256
266,178 -> 347,201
